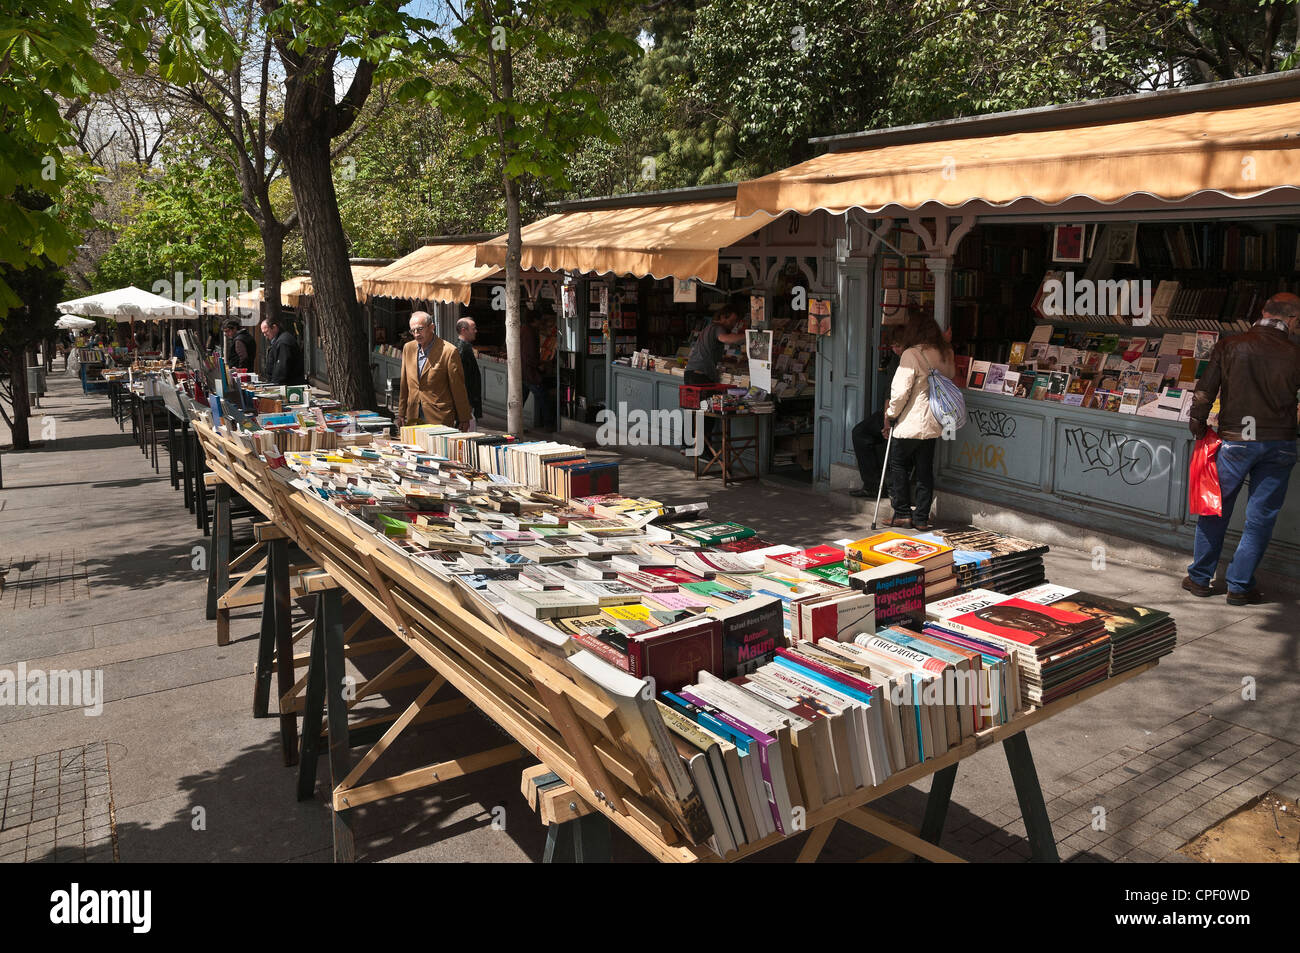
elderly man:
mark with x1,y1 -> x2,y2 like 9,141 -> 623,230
397,310 -> 474,430
1185,292 -> 1300,606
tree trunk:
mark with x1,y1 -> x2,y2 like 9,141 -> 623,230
8,346 -> 30,451
261,219 -> 285,329
277,130 -> 373,410
505,173 -> 523,435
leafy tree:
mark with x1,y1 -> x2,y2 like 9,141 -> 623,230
0,0 -> 232,320
1,190 -> 66,450
260,0 -> 432,411
407,0 -> 638,433
93,143 -> 260,295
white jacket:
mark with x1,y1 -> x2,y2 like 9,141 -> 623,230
886,345 -> 957,440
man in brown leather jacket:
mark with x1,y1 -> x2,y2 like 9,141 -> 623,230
1184,292 -> 1300,605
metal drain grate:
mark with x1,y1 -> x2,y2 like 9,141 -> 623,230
0,551 -> 91,610
0,742 -> 115,862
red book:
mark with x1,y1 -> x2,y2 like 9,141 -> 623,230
640,566 -> 709,584
627,616 -> 724,693
768,545 -> 843,571
945,598 -> 1101,655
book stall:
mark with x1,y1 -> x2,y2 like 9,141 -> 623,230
732,76 -> 1300,573
188,389 -> 1178,862
473,189 -> 837,481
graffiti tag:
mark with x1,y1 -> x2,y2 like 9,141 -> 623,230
969,409 -> 1017,439
1063,427 -> 1155,485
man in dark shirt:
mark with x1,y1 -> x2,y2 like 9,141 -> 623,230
263,316 -> 306,385
222,318 -> 256,371
850,336 -> 902,498
521,310 -> 555,430
456,317 -> 482,419
1184,292 -> 1300,605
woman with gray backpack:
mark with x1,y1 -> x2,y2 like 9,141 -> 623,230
880,312 -> 959,530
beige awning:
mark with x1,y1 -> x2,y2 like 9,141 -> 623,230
474,199 -> 776,283
735,98 -> 1300,217
288,265 -> 387,307
358,242 -> 500,305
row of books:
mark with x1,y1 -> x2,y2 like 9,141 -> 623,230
399,424 -> 620,500
247,430 -> 1176,855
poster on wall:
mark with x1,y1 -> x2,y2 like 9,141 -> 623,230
808,297 -> 832,336
1052,224 -> 1087,263
673,278 -> 697,303
746,329 -> 773,391
749,294 -> 765,326
561,283 -> 576,319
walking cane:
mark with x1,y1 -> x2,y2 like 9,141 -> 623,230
870,427 -> 894,531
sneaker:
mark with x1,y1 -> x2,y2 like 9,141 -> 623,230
1226,588 -> 1264,606
886,515 -> 912,528
912,518 -> 932,531
1181,576 -> 1213,598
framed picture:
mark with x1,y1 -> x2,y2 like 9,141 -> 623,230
905,261 -> 925,291
881,256 -> 903,289
1105,224 -> 1139,264
672,278 -> 696,303
1052,224 -> 1086,263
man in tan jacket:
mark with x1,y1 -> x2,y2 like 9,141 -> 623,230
396,311 -> 474,430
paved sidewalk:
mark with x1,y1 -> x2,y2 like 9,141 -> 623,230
2,371 -> 1298,863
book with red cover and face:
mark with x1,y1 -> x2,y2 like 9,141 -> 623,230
765,544 -> 844,572
944,598 -> 1103,656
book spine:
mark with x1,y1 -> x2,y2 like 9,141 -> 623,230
775,647 -> 881,697
678,689 -> 784,836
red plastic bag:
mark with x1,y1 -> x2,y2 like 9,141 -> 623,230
1188,432 -> 1223,517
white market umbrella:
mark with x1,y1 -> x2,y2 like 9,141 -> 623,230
55,315 -> 97,330
58,286 -> 198,318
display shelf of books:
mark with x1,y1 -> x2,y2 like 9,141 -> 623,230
188,407 -> 1175,861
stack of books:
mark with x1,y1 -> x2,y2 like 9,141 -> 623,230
845,532 -> 957,600
927,597 -> 1112,706
929,529 -> 1049,594
1013,584 -> 1177,675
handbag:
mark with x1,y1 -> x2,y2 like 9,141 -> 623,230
915,348 -> 966,432
1188,432 -> 1223,517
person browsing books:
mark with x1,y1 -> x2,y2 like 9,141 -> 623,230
684,305 -> 747,387
683,305 -> 748,450
1184,292 -> 1300,606
850,328 -> 903,498
263,316 -> 305,385
222,318 -> 256,371
456,317 -> 483,420
397,310 -> 474,431
882,312 -> 957,531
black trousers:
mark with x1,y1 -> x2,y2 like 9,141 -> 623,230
888,436 -> 937,520
851,411 -> 886,486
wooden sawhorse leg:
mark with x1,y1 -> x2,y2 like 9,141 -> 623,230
296,588 -> 354,862
543,813 -> 611,863
251,535 -> 299,764
205,483 -> 231,632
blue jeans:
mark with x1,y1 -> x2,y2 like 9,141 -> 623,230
1188,440 -> 1297,592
